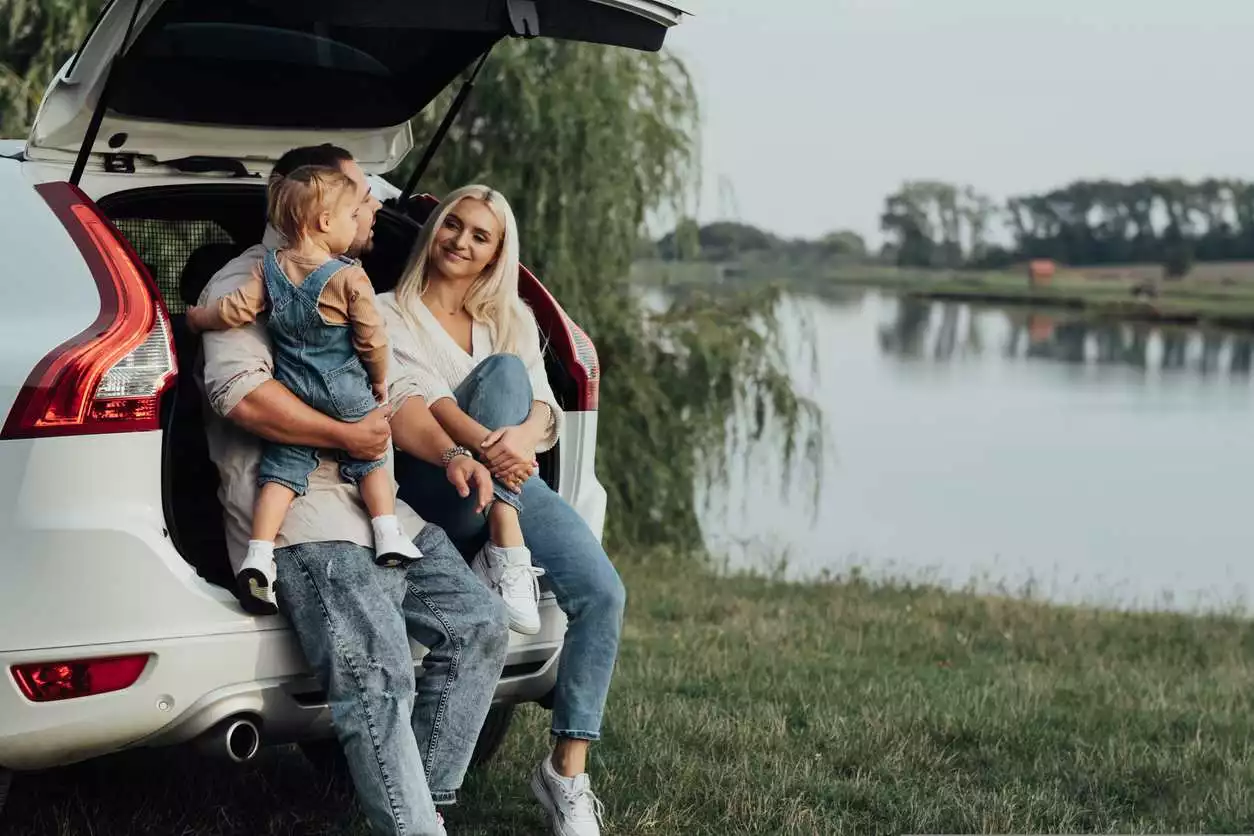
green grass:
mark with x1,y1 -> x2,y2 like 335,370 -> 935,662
7,552 -> 1254,834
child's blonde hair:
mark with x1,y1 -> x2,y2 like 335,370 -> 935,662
267,165 -> 356,244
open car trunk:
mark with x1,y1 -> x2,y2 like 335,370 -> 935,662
28,0 -> 688,176
96,185 -> 585,586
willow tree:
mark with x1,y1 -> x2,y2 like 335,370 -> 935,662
0,7 -> 818,551
0,0 -> 101,137
403,40 -> 819,549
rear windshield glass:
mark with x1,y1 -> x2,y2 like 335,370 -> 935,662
110,0 -> 499,128
108,0 -> 667,129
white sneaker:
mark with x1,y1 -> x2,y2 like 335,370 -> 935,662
237,539 -> 278,616
372,515 -> 423,568
471,543 -> 544,635
530,756 -> 604,836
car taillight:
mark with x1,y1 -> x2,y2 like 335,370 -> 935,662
11,654 -> 150,702
519,266 -> 600,411
0,182 -> 176,439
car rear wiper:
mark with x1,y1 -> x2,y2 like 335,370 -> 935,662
162,156 -> 259,179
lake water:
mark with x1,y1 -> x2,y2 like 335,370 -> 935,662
699,289 -> 1254,613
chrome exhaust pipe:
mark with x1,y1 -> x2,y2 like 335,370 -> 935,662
197,717 -> 261,763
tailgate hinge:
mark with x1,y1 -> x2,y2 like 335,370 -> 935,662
70,0 -> 145,186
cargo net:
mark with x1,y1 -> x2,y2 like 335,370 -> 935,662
113,219 -> 236,314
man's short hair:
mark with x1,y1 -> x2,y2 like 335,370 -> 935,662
272,144 -> 354,179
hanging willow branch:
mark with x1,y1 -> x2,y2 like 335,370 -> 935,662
403,40 -> 823,550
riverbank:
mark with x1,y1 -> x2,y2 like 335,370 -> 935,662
635,259 -> 1254,332
7,552 -> 1254,834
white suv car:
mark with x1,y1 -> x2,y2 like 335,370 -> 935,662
0,0 -> 686,816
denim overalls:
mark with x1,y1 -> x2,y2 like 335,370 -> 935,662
258,248 -> 385,495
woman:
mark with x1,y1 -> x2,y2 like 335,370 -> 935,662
379,186 -> 625,836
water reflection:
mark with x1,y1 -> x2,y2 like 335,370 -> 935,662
708,289 -> 1254,613
876,298 -> 1254,378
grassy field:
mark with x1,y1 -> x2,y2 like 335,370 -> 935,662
7,551 -> 1254,835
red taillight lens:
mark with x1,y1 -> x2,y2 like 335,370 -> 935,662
519,266 -> 600,411
11,654 -> 150,702
0,182 -> 176,439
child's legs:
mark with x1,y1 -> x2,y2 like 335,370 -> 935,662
341,455 -> 391,519
357,466 -> 394,520
252,482 -> 297,542
256,442 -> 319,544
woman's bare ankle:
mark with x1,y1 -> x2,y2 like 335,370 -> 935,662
487,500 -> 524,547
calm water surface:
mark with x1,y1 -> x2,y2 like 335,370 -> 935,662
700,290 -> 1254,612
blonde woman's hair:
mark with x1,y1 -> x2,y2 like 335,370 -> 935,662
394,185 -> 528,354
267,165 -> 356,245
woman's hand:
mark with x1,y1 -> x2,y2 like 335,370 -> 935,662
496,458 -> 538,492
372,381 -> 388,404
481,425 -> 538,485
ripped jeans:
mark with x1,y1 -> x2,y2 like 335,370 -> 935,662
276,524 -> 509,836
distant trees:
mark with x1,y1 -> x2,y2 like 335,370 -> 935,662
884,178 -> 1254,276
655,220 -> 867,265
657,177 -> 1254,277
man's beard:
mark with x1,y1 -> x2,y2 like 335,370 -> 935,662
346,232 -> 375,259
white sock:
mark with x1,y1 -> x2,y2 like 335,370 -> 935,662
371,514 -> 400,540
241,540 -> 276,579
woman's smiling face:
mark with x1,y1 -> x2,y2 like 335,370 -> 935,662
429,198 -> 502,281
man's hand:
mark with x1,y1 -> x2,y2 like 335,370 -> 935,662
446,454 -> 494,513
340,406 -> 392,460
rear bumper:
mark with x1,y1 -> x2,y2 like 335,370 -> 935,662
0,598 -> 564,772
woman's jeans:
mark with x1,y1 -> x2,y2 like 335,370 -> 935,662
276,525 -> 509,836
395,354 -> 626,740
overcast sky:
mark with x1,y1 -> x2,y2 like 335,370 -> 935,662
666,0 -> 1254,243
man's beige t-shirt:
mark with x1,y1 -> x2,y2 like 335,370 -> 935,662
198,226 -> 425,575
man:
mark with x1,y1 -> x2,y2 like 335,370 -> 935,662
198,143 -> 508,836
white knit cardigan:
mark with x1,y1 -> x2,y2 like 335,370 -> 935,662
378,291 -> 563,453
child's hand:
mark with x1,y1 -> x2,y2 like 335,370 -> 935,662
185,306 -> 206,334
372,382 -> 388,404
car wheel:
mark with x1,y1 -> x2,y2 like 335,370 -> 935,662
470,704 -> 516,769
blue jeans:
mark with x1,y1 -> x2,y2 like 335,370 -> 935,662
276,525 -> 509,835
395,354 -> 625,740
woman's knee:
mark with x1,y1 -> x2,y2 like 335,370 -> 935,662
463,354 -> 533,427
478,353 -> 528,383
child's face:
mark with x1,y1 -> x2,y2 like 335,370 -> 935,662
320,191 -> 360,255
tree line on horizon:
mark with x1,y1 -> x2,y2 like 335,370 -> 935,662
658,177 -> 1254,278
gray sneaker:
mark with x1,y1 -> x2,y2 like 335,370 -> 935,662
530,756 -> 604,836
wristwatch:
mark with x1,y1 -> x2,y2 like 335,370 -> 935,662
440,445 -> 474,467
